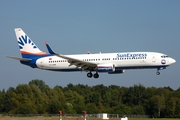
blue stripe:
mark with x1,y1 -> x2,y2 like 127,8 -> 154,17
21,53 -> 52,58
115,66 -> 168,70
44,65 -> 168,72
46,68 -> 81,72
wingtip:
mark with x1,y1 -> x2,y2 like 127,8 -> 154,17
45,42 -> 55,54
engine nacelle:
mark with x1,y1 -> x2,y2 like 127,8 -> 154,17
97,64 -> 115,72
108,69 -> 125,74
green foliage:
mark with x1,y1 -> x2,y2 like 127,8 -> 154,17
29,79 -> 48,92
1,80 -> 180,118
85,103 -> 99,113
149,95 -> 165,118
131,105 -> 145,115
64,90 -> 85,114
65,102 -> 76,114
113,104 -> 131,114
2,87 -> 16,113
29,84 -> 49,114
0,89 -> 5,113
48,99 -> 62,114
15,102 -> 37,114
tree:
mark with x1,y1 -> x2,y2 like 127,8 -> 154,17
85,103 -> 99,114
113,104 -> 131,115
0,89 -> 5,113
165,97 -> 176,117
143,87 -> 158,114
64,90 -> 85,114
53,86 -> 66,103
109,85 -> 121,107
16,84 -> 33,100
1,87 -> 16,113
150,95 -> 165,118
30,84 -> 48,114
131,105 -> 145,115
15,102 -> 37,114
1,79 -> 180,117
123,84 -> 145,106
65,103 -> 76,114
29,79 -> 48,92
48,99 -> 62,114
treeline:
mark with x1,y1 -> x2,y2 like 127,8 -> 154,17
0,79 -> 180,118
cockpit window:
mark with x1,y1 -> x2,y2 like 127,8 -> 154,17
161,55 -> 169,58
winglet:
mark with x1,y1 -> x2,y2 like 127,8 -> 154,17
45,42 -> 55,54
87,51 -> 91,54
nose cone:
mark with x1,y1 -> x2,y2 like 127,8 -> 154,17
170,58 -> 176,65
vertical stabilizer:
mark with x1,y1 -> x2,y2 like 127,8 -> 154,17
14,28 -> 46,58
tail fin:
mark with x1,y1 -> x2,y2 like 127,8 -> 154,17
15,28 -> 47,58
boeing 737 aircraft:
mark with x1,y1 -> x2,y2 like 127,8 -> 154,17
7,28 -> 176,78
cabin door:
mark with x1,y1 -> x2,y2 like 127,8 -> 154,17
39,60 -> 44,68
152,55 -> 156,62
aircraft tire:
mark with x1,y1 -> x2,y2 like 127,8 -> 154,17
87,72 -> 93,78
156,71 -> 160,75
94,73 -> 99,78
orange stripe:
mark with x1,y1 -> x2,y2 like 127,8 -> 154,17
20,51 -> 49,55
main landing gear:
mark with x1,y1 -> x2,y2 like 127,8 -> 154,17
87,72 -> 99,78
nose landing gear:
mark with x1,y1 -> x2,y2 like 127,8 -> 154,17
156,71 -> 160,75
156,67 -> 166,75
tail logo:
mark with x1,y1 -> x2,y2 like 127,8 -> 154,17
18,35 -> 37,49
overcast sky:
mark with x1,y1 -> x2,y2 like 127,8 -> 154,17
0,1 -> 179,90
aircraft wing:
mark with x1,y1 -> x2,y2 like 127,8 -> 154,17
45,42 -> 97,70
55,54 -> 97,70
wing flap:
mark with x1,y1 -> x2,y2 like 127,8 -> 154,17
55,53 -> 97,70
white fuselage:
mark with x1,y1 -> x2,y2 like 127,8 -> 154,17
35,52 -> 175,72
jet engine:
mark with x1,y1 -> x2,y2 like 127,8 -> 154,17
97,64 -> 115,72
108,69 -> 125,74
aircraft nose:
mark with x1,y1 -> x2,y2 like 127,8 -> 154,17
170,58 -> 176,64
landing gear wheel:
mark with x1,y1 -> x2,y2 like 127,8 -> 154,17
87,72 -> 93,78
156,71 -> 160,75
94,73 -> 99,78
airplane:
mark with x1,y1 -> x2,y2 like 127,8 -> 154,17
7,28 -> 176,78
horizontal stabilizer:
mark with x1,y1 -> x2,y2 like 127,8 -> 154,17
6,56 -> 32,62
